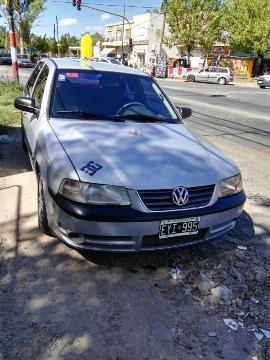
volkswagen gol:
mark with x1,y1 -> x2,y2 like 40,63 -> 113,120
14,58 -> 245,252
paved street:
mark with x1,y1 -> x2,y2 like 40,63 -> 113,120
0,65 -> 32,84
1,68 -> 270,359
158,78 -> 270,253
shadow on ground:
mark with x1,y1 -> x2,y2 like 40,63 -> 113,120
2,203 -> 269,360
0,127 -> 32,177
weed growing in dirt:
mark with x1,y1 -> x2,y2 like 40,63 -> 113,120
0,80 -> 23,134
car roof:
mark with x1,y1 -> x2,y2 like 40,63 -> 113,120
42,57 -> 149,77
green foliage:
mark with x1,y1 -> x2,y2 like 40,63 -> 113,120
0,81 -> 23,134
0,0 -> 46,51
223,0 -> 270,55
91,32 -> 104,46
59,33 -> 79,55
165,0 -> 223,54
0,25 -> 8,48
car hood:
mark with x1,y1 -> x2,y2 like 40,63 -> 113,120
259,75 -> 270,80
51,119 -> 239,190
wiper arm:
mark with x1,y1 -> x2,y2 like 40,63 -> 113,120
113,114 -> 168,122
56,110 -> 124,122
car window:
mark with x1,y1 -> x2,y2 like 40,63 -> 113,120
50,70 -> 179,122
109,58 -> 121,65
24,62 -> 44,96
100,58 -> 108,62
32,64 -> 49,109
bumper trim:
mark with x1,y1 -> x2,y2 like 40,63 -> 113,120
49,187 -> 246,222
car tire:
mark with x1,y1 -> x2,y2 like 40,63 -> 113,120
218,77 -> 226,85
37,174 -> 53,236
259,85 -> 266,89
21,118 -> 27,151
187,75 -> 195,82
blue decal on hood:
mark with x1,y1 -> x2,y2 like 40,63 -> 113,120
80,161 -> 103,176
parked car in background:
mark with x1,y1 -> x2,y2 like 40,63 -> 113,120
91,56 -> 122,65
184,67 -> 233,85
14,58 -> 245,253
257,74 -> 270,88
17,54 -> 33,68
0,53 -> 12,65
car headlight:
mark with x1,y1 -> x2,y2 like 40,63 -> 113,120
59,179 -> 130,205
219,174 -> 243,198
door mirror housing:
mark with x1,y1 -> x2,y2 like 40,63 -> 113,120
176,106 -> 192,119
14,97 -> 39,115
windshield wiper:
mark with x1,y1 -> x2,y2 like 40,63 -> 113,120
112,114 -> 170,122
56,110 -> 124,122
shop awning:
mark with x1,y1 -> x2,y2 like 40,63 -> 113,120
100,48 -> 115,56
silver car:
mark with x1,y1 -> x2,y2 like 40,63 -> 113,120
91,56 -> 122,65
17,54 -> 33,68
14,58 -> 245,252
184,66 -> 234,85
257,74 -> 270,88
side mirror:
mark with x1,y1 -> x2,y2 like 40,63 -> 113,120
176,106 -> 192,119
14,97 -> 39,115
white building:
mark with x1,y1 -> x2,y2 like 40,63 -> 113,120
102,12 -> 179,68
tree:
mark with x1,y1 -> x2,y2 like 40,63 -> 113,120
0,25 -> 8,48
59,33 -> 79,56
165,0 -> 223,64
0,0 -> 46,53
91,32 -> 104,46
223,0 -> 270,62
30,34 -> 51,53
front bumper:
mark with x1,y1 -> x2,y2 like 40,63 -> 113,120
46,189 -> 245,253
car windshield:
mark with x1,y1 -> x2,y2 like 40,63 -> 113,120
18,55 -> 28,59
50,70 -> 179,122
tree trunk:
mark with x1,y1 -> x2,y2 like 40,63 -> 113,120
19,33 -> 24,54
258,53 -> 264,76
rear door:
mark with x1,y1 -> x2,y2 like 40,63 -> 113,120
208,67 -> 219,83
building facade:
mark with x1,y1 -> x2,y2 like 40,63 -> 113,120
102,12 -> 178,69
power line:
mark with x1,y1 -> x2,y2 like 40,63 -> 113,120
47,0 -> 161,9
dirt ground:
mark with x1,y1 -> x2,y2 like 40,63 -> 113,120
0,128 -> 270,360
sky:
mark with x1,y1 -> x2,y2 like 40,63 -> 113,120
0,0 -> 162,38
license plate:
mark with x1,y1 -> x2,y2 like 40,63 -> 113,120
159,217 -> 200,239
257,81 -> 264,83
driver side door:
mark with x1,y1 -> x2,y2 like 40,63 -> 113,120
25,64 -> 49,156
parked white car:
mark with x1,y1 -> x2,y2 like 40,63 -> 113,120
257,74 -> 270,88
91,56 -> 122,65
14,58 -> 245,253
184,66 -> 234,85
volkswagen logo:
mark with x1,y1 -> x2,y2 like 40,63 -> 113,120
172,187 -> 189,206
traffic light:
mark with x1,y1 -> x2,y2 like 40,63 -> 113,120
72,0 -> 81,10
129,38 -> 133,50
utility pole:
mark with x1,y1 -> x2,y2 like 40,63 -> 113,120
56,15 -> 60,58
121,0 -> 125,62
6,0 -> 19,81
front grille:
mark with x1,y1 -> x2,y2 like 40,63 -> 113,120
138,185 -> 215,211
141,229 -> 209,249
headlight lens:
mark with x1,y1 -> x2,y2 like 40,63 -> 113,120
59,179 -> 130,205
219,174 -> 243,197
